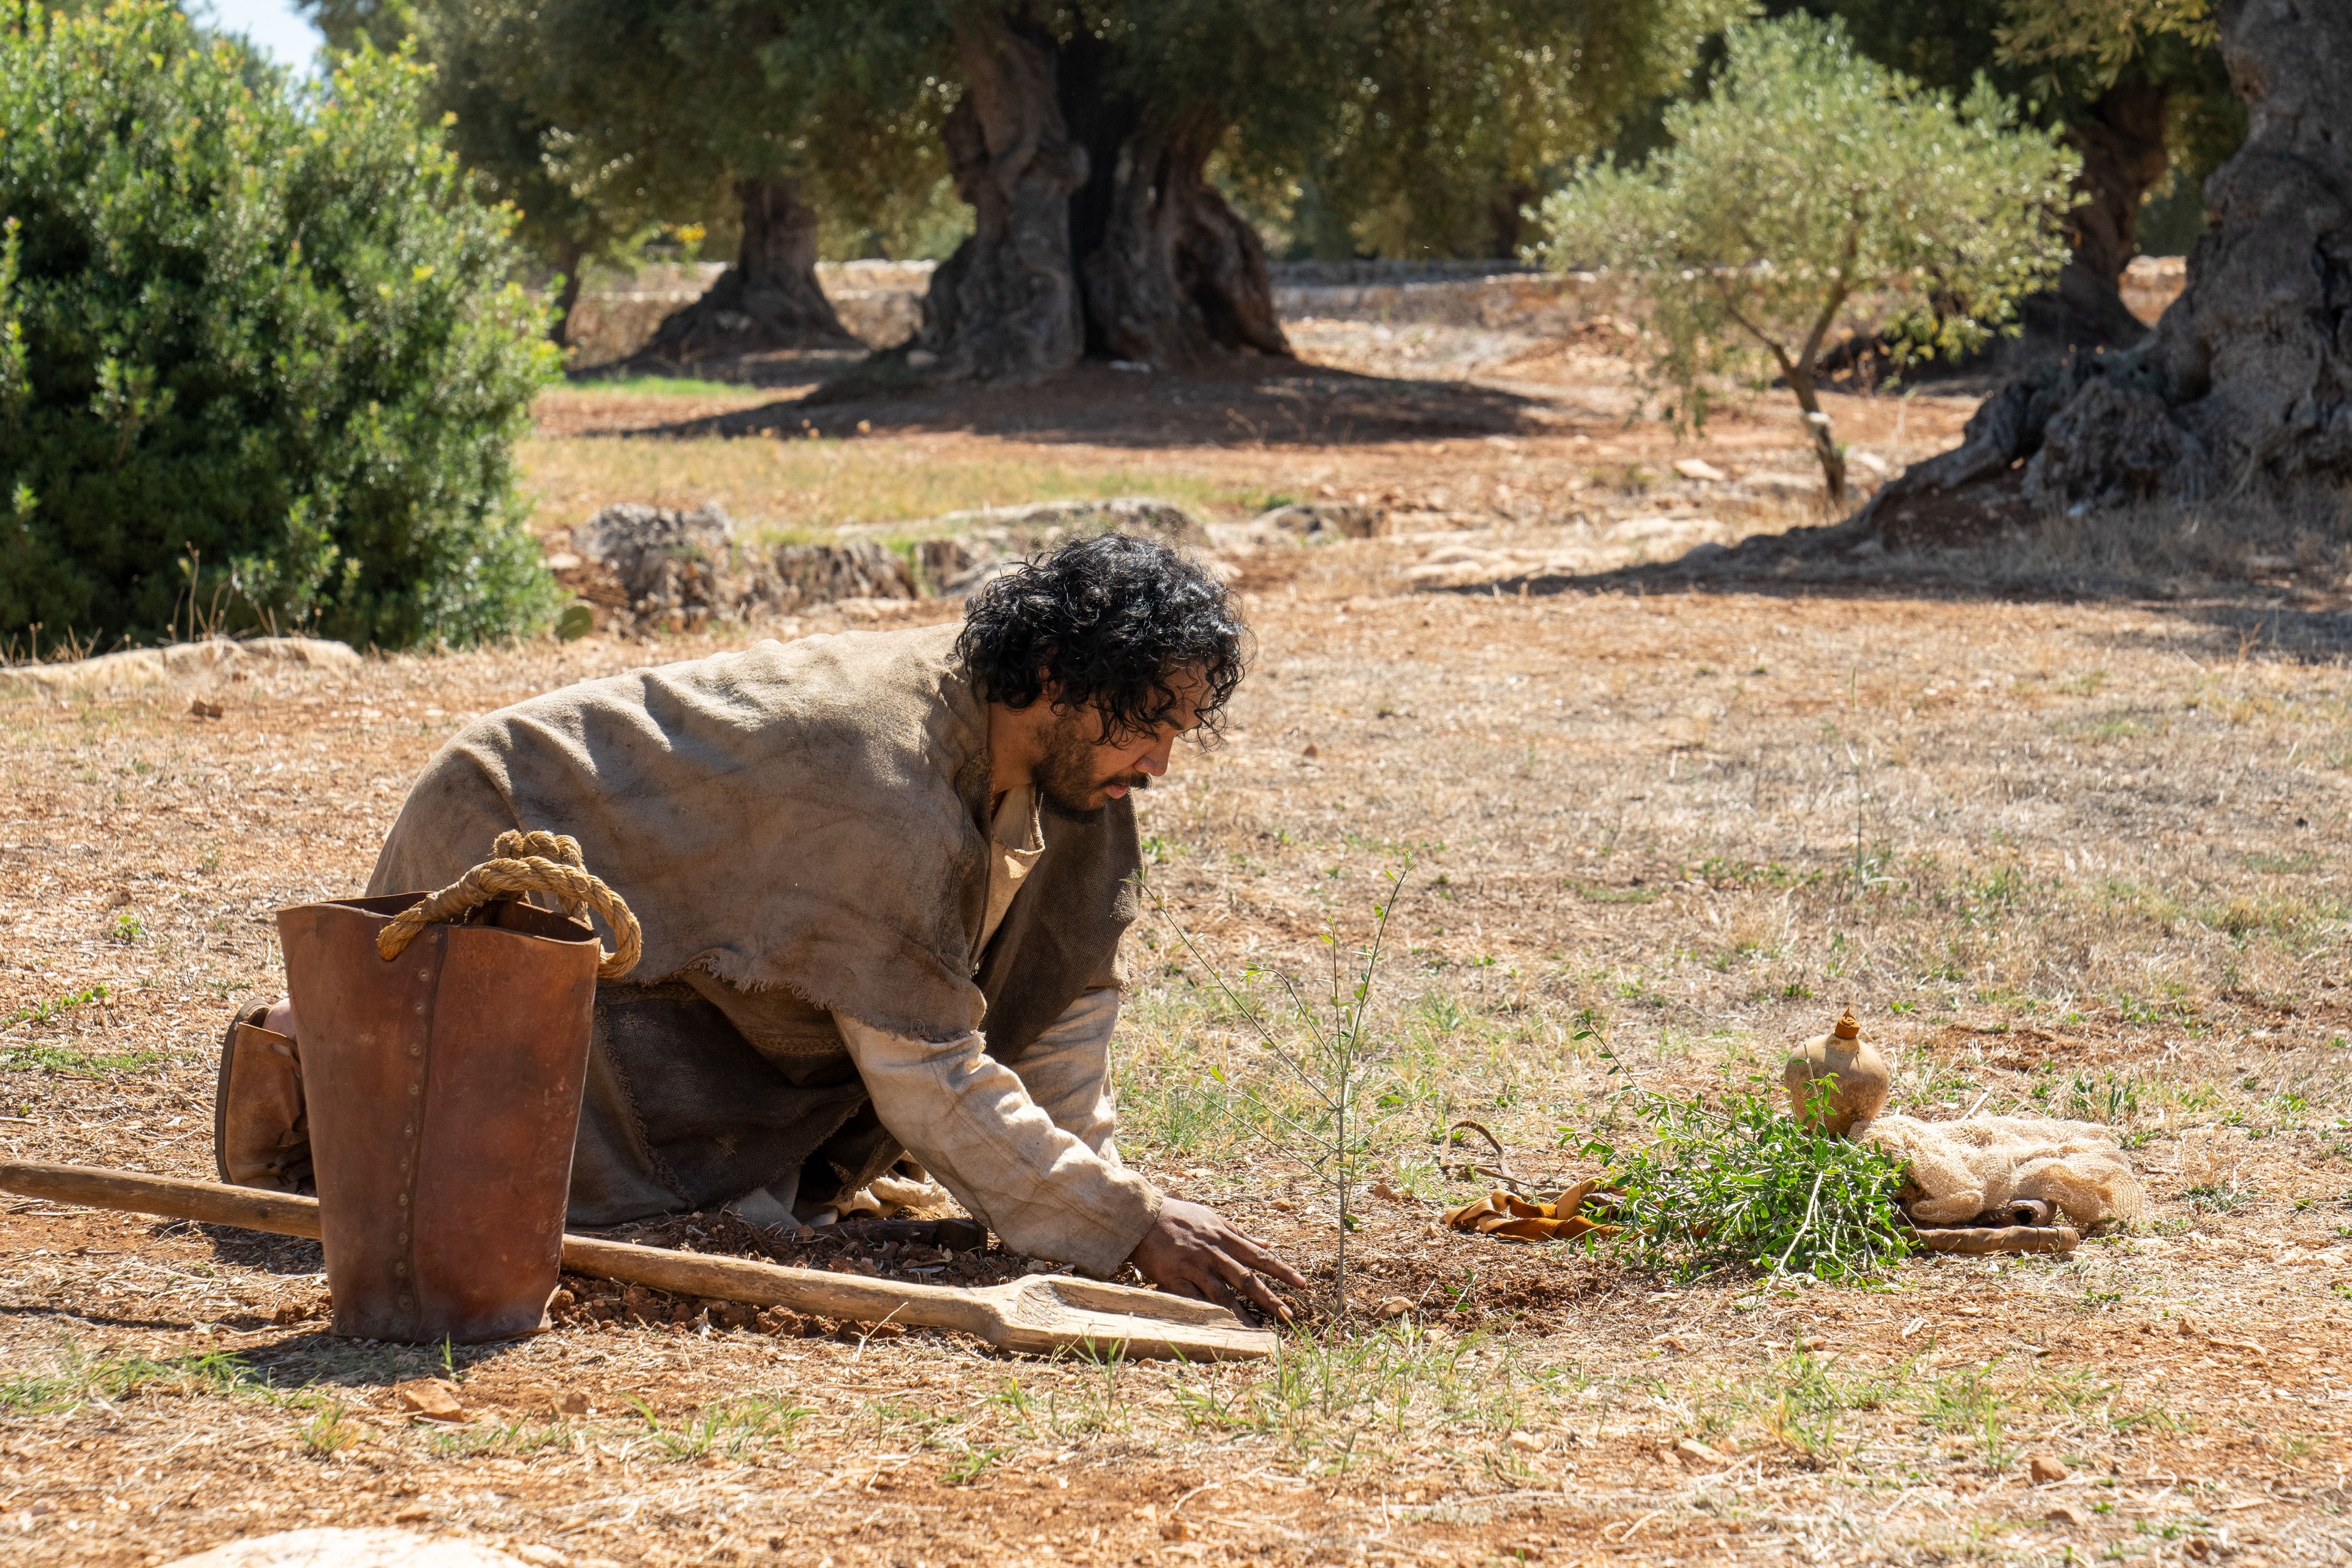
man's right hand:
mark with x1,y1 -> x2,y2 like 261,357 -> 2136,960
1126,1197 -> 1308,1322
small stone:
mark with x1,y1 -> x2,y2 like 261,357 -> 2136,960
2029,1453 -> 2072,1484
391,1378 -> 468,1423
1507,1431 -> 1544,1452
1673,1438 -> 1722,1467
559,1391 -> 590,1416
757,1307 -> 810,1337
514,1548 -> 570,1568
391,1505 -> 432,1523
1672,458 -> 1728,483
2046,1503 -> 2089,1527
1375,1296 -> 1415,1321
1800,1334 -> 1829,1352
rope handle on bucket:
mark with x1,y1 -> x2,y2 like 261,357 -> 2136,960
374,829 -> 643,979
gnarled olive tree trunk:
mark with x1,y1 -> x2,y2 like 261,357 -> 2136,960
908,12 -> 1290,384
2022,72 -> 2174,351
1863,0 -> 2352,526
640,177 -> 859,364
1079,119 -> 1290,366
913,16 -> 1090,382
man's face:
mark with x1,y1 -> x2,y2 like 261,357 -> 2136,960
1030,670 -> 1208,815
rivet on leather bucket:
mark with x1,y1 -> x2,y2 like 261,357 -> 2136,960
276,832 -> 641,1344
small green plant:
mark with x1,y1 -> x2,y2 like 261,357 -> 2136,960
107,913 -> 143,945
0,1344 -> 256,1414
943,1442 -> 1010,1483
2062,1071 -> 2144,1125
1758,1348 -> 1900,1461
2183,1180 -> 2253,1213
298,1402 -> 366,1457
1569,1070 -> 1913,1282
0,1042 -> 168,1074
633,1395 -> 810,1461
1150,864 -> 1411,1319
1,983 -> 108,1028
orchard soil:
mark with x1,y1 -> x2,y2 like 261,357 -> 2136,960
4,328 -> 2351,1566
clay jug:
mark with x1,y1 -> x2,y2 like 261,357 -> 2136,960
1783,1008 -> 1890,1136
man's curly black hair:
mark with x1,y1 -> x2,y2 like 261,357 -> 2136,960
955,532 -> 1248,740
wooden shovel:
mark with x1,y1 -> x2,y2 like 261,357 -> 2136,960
0,1161 -> 1278,1362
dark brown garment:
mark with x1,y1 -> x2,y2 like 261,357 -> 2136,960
366,624 -> 1139,1225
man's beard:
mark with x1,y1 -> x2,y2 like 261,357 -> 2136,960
1033,709 -> 1149,815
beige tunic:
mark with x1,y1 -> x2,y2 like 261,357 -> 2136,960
369,627 -> 1153,1264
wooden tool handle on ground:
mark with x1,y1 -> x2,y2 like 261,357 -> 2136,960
1905,1222 -> 2078,1255
0,1161 -> 1246,1356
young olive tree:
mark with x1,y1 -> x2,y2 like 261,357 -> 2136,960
1534,16 -> 2077,501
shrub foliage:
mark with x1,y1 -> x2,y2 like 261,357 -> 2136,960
0,1 -> 557,652
1572,1071 -> 1914,1282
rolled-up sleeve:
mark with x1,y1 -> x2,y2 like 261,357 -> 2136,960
833,997 -> 1159,1278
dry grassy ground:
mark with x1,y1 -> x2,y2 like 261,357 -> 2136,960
4,337 -> 2351,1567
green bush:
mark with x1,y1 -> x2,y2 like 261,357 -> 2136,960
0,1 -> 558,652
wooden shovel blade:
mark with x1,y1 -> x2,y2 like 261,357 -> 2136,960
988,1275 -> 1281,1361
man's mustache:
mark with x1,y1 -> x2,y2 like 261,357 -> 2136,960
1107,773 -> 1151,791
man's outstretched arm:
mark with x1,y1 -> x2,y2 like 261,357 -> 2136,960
834,1011 -> 1306,1316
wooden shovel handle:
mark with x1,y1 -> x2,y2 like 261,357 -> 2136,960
0,1161 -> 998,1341
1905,1222 -> 2079,1255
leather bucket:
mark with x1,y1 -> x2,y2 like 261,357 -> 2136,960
275,835 -> 639,1344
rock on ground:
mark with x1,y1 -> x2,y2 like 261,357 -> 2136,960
552,495 -> 1210,632
0,637 -> 360,696
554,503 -> 919,633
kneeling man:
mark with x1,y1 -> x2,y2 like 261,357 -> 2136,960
220,533 -> 1302,1317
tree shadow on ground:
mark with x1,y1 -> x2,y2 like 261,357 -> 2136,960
197,1220 -> 321,1276
568,344 -> 869,390
1465,524 -> 2352,665
632,358 -> 1551,450
235,1329 -> 538,1390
